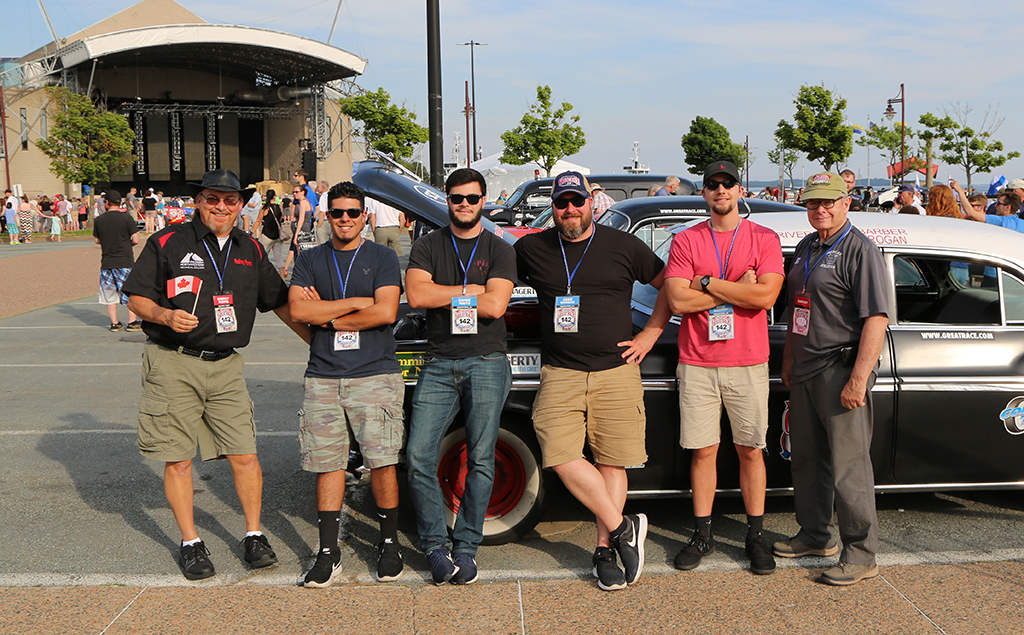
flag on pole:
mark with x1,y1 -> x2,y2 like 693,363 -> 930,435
914,172 -> 922,192
167,275 -> 202,298
869,121 -> 877,131
852,124 -> 865,135
988,173 -> 1007,196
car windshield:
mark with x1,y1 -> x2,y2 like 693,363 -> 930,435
632,224 -> 691,312
504,187 -> 526,209
597,209 -> 630,231
530,207 -> 553,229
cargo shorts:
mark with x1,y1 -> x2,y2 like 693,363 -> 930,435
299,373 -> 405,473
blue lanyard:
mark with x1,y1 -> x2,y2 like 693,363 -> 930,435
331,238 -> 363,299
201,238 -> 232,293
450,229 -> 481,293
802,223 -> 853,293
709,219 -> 741,279
558,227 -> 596,295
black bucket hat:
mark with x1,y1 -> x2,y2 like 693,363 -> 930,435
187,169 -> 256,200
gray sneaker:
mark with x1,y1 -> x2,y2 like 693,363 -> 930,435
821,561 -> 879,586
773,535 -> 839,558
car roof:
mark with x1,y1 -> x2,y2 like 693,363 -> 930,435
605,195 -> 804,220
748,211 -> 1024,266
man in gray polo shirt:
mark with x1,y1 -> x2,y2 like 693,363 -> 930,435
776,172 -> 889,586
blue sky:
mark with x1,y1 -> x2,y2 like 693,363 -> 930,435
6,0 -> 1024,188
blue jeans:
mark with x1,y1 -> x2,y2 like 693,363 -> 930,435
406,352 -> 512,556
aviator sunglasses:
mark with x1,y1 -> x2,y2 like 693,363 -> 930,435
448,193 -> 483,205
329,208 -> 364,219
552,194 -> 588,210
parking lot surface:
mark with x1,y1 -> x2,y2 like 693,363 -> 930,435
1,240 -> 1022,634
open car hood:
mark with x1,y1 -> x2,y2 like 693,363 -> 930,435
352,160 -> 516,244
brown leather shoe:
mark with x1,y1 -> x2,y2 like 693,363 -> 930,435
773,535 -> 839,558
821,561 -> 879,586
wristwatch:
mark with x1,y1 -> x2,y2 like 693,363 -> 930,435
700,275 -> 711,294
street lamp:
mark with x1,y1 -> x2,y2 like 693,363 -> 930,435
457,40 -> 486,162
885,84 -> 905,184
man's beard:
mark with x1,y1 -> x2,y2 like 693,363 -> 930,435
555,211 -> 592,240
449,206 -> 481,229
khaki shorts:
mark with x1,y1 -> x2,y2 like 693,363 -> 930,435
299,373 -> 405,472
677,362 -> 769,450
137,342 -> 255,462
532,364 -> 647,468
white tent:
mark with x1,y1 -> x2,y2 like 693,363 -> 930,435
468,154 -> 590,201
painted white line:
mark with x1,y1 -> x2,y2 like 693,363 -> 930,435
517,580 -> 526,635
99,586 -> 148,635
1,549 -> 1020,587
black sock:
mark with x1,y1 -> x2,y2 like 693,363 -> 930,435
317,510 -> 341,551
377,505 -> 398,543
694,515 -> 712,539
610,516 -> 630,541
747,514 -> 764,537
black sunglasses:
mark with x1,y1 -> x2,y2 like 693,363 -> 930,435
553,194 -> 588,210
329,208 -> 363,219
448,193 -> 482,205
705,178 -> 738,190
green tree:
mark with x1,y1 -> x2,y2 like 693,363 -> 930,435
680,116 -> 745,175
500,85 -> 586,177
338,87 -> 428,159
34,86 -> 135,187
919,105 -> 1020,192
767,146 -> 799,186
855,122 -> 925,184
774,84 -> 852,172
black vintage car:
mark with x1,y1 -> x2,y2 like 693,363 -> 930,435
485,173 -> 698,227
353,160 -> 1024,545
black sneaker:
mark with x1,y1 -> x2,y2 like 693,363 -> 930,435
745,531 -> 777,575
451,552 -> 478,585
674,530 -> 715,571
375,539 -> 404,582
304,547 -> 342,588
611,513 -> 647,585
592,546 -> 626,591
109,322 -> 123,332
243,534 -> 278,568
179,541 -> 215,580
125,320 -> 143,332
427,548 -> 458,585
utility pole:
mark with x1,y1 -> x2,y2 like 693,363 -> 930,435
426,0 -> 443,188
463,81 -> 473,168
744,135 -> 750,191
457,40 -> 486,161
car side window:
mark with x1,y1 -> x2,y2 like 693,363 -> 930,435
894,255 -> 999,325
632,220 -> 679,251
1002,271 -> 1024,323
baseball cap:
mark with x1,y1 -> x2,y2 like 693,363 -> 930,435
550,171 -> 590,199
703,161 -> 740,183
803,173 -> 848,200
1007,178 -> 1024,190
103,190 -> 122,204
897,184 -> 917,193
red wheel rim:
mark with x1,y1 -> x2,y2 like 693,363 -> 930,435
438,437 -> 527,520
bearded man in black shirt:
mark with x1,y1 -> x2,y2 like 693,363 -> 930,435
124,169 -> 310,580
514,171 -> 672,591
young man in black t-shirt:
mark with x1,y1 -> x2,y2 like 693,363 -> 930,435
92,190 -> 140,331
515,171 -> 671,591
288,181 -> 405,587
405,168 -> 516,585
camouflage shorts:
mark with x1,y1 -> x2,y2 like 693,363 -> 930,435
298,373 -> 405,473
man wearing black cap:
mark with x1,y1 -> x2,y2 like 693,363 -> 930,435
92,190 -> 141,332
660,161 -> 784,575
123,168 -> 311,580
515,170 -> 671,591
895,184 -> 925,215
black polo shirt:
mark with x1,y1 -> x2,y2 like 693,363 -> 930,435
123,216 -> 289,351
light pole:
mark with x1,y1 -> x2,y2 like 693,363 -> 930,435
884,83 -> 905,184
457,40 -> 486,162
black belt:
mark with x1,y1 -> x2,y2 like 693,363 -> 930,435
152,339 -> 234,361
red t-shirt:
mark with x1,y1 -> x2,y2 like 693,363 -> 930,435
664,219 -> 784,367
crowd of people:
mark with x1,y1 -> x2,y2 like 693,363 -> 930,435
3,190 -> 99,243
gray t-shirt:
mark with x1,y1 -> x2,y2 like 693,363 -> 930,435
786,221 -> 889,383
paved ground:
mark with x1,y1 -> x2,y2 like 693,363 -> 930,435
1,238 -> 1022,634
